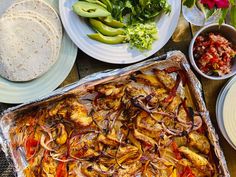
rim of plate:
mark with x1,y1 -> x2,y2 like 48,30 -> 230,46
0,0 -> 78,104
216,76 -> 236,150
222,80 -> 236,148
59,0 -> 181,64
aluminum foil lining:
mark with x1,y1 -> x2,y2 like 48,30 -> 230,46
0,51 -> 230,177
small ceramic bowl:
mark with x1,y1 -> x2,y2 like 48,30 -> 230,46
189,23 -> 236,80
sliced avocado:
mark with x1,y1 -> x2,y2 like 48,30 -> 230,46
72,1 -> 111,18
89,19 -> 125,36
84,0 -> 107,9
100,0 -> 112,12
88,33 -> 126,44
99,16 -> 126,28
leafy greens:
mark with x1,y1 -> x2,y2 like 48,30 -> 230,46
110,0 -> 171,24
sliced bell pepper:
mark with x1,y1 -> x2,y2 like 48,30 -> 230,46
164,74 -> 181,103
180,166 -> 195,177
25,137 -> 39,159
171,141 -> 182,160
56,157 -> 68,177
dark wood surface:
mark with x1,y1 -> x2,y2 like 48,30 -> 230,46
0,14 -> 235,176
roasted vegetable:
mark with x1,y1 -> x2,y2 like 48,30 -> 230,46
179,146 -> 212,170
189,131 -> 210,154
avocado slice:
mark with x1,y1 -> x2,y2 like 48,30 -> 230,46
89,19 -> 125,36
88,33 -> 126,44
99,16 -> 126,28
73,1 -> 111,18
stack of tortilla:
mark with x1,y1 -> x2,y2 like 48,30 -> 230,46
0,0 -> 62,81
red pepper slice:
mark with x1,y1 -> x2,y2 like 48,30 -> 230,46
164,74 -> 181,103
180,166 -> 195,177
164,67 -> 187,86
171,141 -> 182,160
56,157 -> 68,177
25,137 -> 39,159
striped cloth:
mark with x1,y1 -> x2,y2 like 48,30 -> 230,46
0,151 -> 14,177
0,104 -> 14,177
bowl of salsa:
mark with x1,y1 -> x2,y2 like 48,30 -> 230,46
189,23 -> 236,80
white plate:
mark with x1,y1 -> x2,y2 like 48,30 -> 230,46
59,0 -> 181,64
223,82 -> 236,147
0,0 -> 77,104
216,76 -> 236,150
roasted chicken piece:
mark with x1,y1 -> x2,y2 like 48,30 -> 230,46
178,158 -> 193,167
179,146 -> 212,170
24,148 -> 45,176
48,97 -> 93,127
132,73 -> 163,87
80,162 -> 98,177
95,96 -> 121,110
49,101 -> 65,117
173,136 -> 187,147
116,161 -> 142,177
153,69 -> 175,90
98,133 -> 119,146
69,133 -> 99,159
117,145 -> 140,164
68,162 -> 79,177
189,131 -> 210,154
192,168 -> 213,177
134,129 -> 157,147
100,145 -> 140,167
166,95 -> 182,112
98,120 -> 126,146
41,152 -> 58,177
150,88 -> 168,107
136,111 -> 162,139
95,82 -> 125,98
177,105 -> 188,122
178,158 -> 213,177
70,101 -> 93,126
51,123 -> 68,145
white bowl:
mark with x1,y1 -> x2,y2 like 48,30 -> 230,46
189,23 -> 236,80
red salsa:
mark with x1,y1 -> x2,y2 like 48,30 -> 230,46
193,33 -> 236,76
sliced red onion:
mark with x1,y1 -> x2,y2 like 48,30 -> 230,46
192,116 -> 203,131
50,152 -> 74,162
40,134 -> 54,152
150,162 -> 168,170
161,123 -> 178,136
93,164 -> 115,175
40,125 -> 54,140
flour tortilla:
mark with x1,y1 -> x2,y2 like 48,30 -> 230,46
6,0 -> 62,37
3,10 -> 61,59
0,15 -> 56,81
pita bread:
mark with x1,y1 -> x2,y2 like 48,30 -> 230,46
0,15 -> 56,81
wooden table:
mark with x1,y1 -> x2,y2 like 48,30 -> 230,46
0,14 -> 235,176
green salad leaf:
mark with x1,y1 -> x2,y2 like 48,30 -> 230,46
110,0 -> 171,23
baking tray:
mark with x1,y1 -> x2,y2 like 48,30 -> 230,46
0,51 -> 229,176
